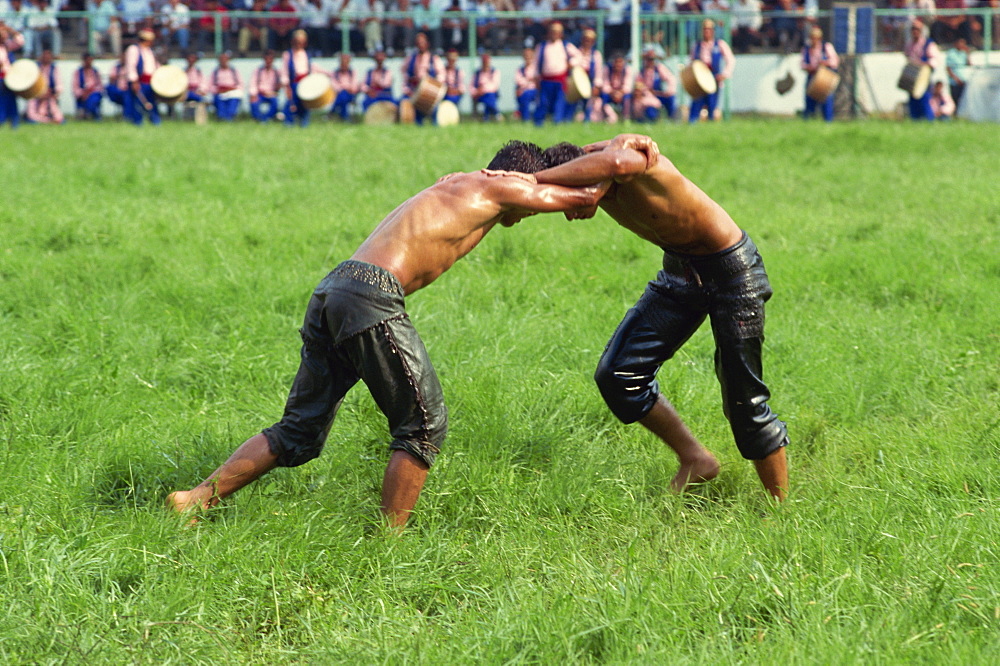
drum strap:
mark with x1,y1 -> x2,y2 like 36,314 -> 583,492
47,64 -> 55,92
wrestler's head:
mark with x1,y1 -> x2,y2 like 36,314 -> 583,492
541,141 -> 585,169
487,140 -> 545,173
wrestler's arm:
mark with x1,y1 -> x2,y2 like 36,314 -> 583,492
487,173 -> 611,214
533,147 -> 650,187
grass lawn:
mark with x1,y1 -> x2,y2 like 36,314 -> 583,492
1,119 -> 998,663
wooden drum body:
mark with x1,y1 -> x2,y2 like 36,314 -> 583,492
806,65 -> 840,102
680,60 -> 717,99
151,64 -> 188,104
297,73 -> 334,110
565,66 -> 592,103
412,76 -> 445,115
897,63 -> 932,99
6,60 -> 47,99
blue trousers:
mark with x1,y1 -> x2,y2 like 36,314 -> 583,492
331,90 -> 355,119
476,92 -> 499,120
804,92 -> 834,122
0,83 -> 20,127
908,92 -> 934,121
251,95 -> 279,121
214,95 -> 240,121
517,90 -> 536,121
125,84 -> 161,125
656,94 -> 676,119
688,91 -> 719,122
284,87 -> 310,126
106,85 -> 125,107
77,92 -> 103,119
534,78 -> 567,125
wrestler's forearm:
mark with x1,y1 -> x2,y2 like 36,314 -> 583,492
534,150 -> 645,187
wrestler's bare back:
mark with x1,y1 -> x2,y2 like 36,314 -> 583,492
599,155 -> 743,255
351,169 -> 606,294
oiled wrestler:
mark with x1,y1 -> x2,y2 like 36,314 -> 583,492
536,134 -> 789,500
168,141 -> 610,528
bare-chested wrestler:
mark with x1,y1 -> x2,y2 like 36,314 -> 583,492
535,134 -> 789,500
168,141 -> 609,528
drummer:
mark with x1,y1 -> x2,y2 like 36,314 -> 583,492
471,51 -> 501,122
184,51 -> 209,104
361,48 -> 394,111
330,52 -> 361,121
0,21 -> 26,128
249,49 -> 281,122
401,31 -> 443,125
687,19 -> 734,123
904,18 -> 941,121
124,28 -> 162,125
281,29 -> 325,127
513,47 -> 537,123
105,52 -> 129,115
567,28 -> 603,123
639,46 -> 676,121
73,52 -> 104,121
800,26 -> 839,122
24,49 -> 62,124
442,48 -> 465,108
532,21 -> 582,126
211,51 -> 243,121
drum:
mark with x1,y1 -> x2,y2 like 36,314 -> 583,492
398,98 -> 416,124
412,76 -> 445,115
297,73 -> 333,110
217,89 -> 244,101
565,66 -> 592,103
363,100 -> 399,125
151,64 -> 188,104
435,100 -> 460,126
897,63 -> 932,99
680,60 -> 717,99
806,65 -> 841,102
5,60 -> 47,99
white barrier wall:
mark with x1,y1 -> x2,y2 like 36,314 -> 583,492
24,51 -> 1000,121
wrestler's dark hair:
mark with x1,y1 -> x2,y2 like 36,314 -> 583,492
542,142 -> 586,169
486,140 -> 546,173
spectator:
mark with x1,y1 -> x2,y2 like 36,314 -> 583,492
301,0 -> 332,56
383,0 -> 414,56
568,27 -> 603,122
879,0 -> 910,51
249,48 -> 281,120
120,0 -> 153,39
513,45 -> 536,121
26,0 -> 60,57
196,0 -> 232,53
730,0 -> 763,53
412,0 -> 442,52
532,21 -> 581,125
930,0 -> 974,45
473,0 -> 501,52
124,28 -> 161,124
361,47 -> 393,108
73,51 -> 104,119
363,0 -> 385,55
904,17 -> 940,120
184,50 -> 208,103
638,45 -> 676,119
330,50 -> 360,118
800,24 -> 838,121
161,0 -> 192,54
0,20 -> 25,127
442,46 -> 463,105
441,0 -> 467,52
597,52 -> 633,123
520,0 -> 549,45
89,0 -> 122,56
26,48 -> 63,122
269,0 -> 300,52
401,30 -> 442,124
945,36 -> 970,106
211,50 -> 242,120
470,50 -> 500,120
767,0 -> 802,53
281,28 -> 322,126
688,18 -> 734,122
929,79 -> 954,118
238,0 -> 269,57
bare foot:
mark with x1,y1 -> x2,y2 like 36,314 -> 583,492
670,455 -> 721,494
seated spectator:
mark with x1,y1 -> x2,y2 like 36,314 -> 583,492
160,0 -> 191,54
766,0 -> 803,53
73,51 -> 104,119
249,48 -> 281,121
196,0 -> 232,54
238,0 -> 270,57
119,0 -> 153,40
442,0 -> 468,52
363,0 -> 385,55
383,0 -> 415,57
89,0 -> 122,56
473,0 -> 502,52
412,0 -> 443,52
945,35 -> 971,105
26,48 -> 64,123
211,50 -> 242,120
929,79 -> 955,119
471,50 -> 501,121
731,0 -> 764,53
300,0 -> 332,57
26,0 -> 60,57
269,0 -> 299,52
361,48 -> 394,109
330,51 -> 360,119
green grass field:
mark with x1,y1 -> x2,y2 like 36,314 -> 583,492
1,120 -> 998,664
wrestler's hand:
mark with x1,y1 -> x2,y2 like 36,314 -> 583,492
582,140 -> 610,153
608,133 -> 660,170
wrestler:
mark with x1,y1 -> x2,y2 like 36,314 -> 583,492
535,134 -> 789,500
167,141 -> 610,529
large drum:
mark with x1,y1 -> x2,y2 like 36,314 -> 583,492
806,65 -> 841,102
565,66 -> 592,103
897,63 -> 932,99
363,100 -> 399,125
5,60 -> 47,99
151,64 -> 188,104
412,76 -> 445,115
435,99 -> 460,126
680,60 -> 717,99
397,98 -> 416,124
297,73 -> 333,110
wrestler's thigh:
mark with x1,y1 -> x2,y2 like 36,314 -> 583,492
601,289 -> 707,371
